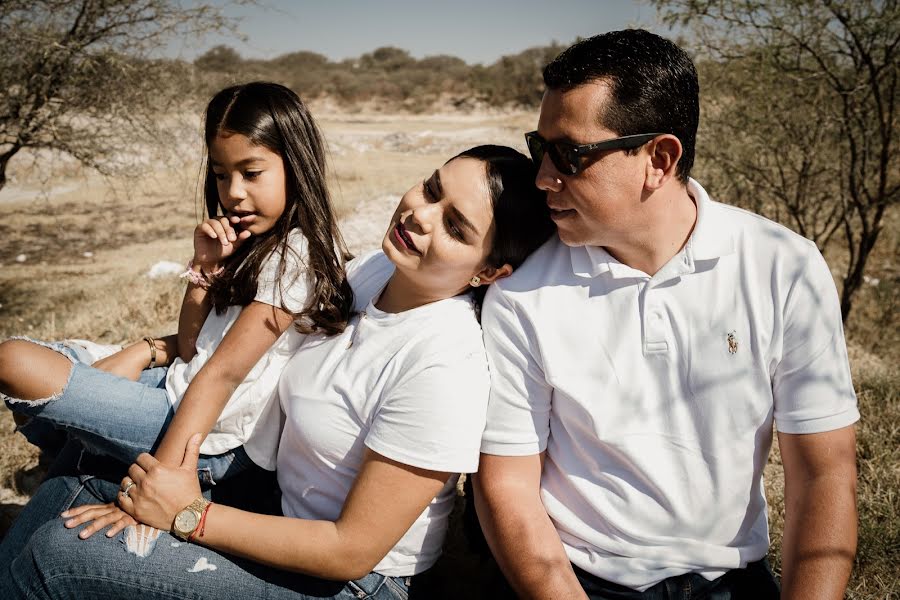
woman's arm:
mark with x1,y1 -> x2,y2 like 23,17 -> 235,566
153,300 -> 295,467
120,435 -> 450,581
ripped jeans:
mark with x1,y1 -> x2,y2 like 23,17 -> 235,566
2,338 -> 251,485
0,453 -> 411,600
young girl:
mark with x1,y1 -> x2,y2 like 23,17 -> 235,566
0,82 -> 353,525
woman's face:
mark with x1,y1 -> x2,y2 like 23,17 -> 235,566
382,157 -> 496,297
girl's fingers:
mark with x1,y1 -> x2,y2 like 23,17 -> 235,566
207,219 -> 230,246
198,221 -> 219,240
77,510 -> 124,539
237,229 -> 252,241
63,505 -> 116,529
105,515 -> 137,538
61,502 -> 110,519
218,217 -> 237,242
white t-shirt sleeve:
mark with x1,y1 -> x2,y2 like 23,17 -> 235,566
365,351 -> 490,474
773,243 -> 859,434
479,284 -> 553,456
254,231 -> 311,314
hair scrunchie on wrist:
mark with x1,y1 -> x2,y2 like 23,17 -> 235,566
179,260 -> 224,290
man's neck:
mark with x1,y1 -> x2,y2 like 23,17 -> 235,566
605,185 -> 697,277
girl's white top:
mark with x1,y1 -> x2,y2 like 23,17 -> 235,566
277,250 -> 491,576
165,230 -> 311,469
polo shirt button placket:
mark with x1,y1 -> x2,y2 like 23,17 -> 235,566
643,300 -> 669,354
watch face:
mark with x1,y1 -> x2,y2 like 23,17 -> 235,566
175,509 -> 200,534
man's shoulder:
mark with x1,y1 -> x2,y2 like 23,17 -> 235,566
706,197 -> 817,261
493,235 -> 573,294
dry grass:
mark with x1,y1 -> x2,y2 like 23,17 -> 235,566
0,109 -> 897,598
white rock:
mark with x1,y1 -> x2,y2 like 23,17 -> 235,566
15,254 -> 26,263
146,260 -> 184,279
82,251 -> 93,258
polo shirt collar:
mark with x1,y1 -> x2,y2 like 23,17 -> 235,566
570,178 -> 735,280
685,178 -> 735,261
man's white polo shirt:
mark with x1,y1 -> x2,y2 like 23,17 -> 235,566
480,179 -> 859,591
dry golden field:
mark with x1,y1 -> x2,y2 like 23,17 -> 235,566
0,109 -> 897,599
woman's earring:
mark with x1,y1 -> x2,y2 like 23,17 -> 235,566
469,275 -> 481,287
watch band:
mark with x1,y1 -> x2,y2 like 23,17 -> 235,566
173,496 -> 211,541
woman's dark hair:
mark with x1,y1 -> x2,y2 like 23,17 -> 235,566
451,145 -> 556,304
203,82 -> 353,335
543,29 -> 699,183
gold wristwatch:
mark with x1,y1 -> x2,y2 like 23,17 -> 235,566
172,496 -> 211,541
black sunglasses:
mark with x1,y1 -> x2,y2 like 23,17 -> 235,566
524,131 -> 664,175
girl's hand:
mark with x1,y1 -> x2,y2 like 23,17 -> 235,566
61,503 -> 137,539
117,434 -> 204,531
193,216 -> 251,269
92,341 -> 153,381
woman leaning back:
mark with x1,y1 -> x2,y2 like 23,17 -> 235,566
1,144 -> 554,599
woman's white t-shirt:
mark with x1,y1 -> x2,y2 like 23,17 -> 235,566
166,230 -> 311,469
277,250 -> 490,576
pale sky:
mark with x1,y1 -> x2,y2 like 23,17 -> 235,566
169,0 -> 671,64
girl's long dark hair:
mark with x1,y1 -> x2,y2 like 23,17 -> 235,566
203,82 -> 353,335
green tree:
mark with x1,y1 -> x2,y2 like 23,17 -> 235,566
195,45 -> 245,73
0,0 -> 237,191
655,0 -> 900,322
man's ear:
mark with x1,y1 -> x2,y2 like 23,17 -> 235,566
644,134 -> 682,190
472,263 -> 513,286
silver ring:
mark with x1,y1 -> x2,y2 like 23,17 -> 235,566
120,481 -> 136,498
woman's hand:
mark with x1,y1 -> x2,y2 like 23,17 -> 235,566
117,433 -> 204,531
193,216 -> 251,270
61,503 -> 137,539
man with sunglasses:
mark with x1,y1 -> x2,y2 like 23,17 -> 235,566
474,29 -> 858,599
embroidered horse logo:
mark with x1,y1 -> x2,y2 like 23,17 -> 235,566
727,331 -> 738,355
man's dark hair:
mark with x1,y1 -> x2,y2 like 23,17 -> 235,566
543,29 -> 699,182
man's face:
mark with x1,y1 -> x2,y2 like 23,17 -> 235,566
535,81 -> 649,248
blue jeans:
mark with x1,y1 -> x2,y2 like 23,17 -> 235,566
573,560 -> 779,599
3,339 -> 251,485
0,469 -> 411,600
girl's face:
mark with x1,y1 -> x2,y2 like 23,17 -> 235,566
382,157 -> 497,297
209,132 -> 287,236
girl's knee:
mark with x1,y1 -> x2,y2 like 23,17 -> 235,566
0,339 -> 32,392
0,339 -> 73,404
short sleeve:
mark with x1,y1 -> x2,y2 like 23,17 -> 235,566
479,284 -> 553,455
773,245 -> 859,433
365,351 -> 490,474
346,250 -> 394,312
254,231 -> 311,314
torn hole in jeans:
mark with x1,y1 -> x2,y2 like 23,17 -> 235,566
122,524 -> 162,557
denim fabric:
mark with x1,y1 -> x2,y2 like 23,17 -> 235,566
1,442 -> 410,600
4,340 -> 251,485
573,560 -> 779,600
0,441 -> 122,569
1,490 -> 411,600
